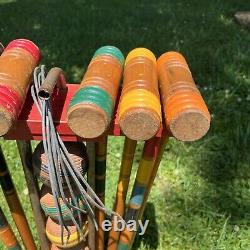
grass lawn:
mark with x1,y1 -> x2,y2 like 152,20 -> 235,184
0,0 -> 250,249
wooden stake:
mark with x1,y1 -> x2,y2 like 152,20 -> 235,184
129,136 -> 168,248
107,137 -> 137,250
16,140 -> 50,250
0,145 -> 37,250
95,136 -> 108,250
86,141 -> 96,250
118,137 -> 167,250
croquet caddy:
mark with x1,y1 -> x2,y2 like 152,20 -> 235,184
0,39 -> 210,250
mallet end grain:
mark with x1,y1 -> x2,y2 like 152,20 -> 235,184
169,109 -> 210,141
0,107 -> 14,136
67,103 -> 109,139
119,108 -> 161,141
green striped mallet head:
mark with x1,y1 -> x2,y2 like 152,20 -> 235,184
67,46 -> 124,139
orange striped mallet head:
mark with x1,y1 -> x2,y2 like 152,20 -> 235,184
157,51 -> 210,141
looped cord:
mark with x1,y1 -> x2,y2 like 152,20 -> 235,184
31,65 -> 124,246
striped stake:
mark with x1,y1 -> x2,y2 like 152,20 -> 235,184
128,136 -> 168,249
0,146 -> 37,250
117,137 -> 162,250
0,206 -> 21,250
95,136 -> 108,250
107,137 -> 137,250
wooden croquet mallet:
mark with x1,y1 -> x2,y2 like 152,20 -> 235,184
157,51 -> 210,141
67,46 -> 124,139
118,48 -> 162,141
0,39 -> 40,136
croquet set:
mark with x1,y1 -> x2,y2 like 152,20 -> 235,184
0,39 -> 210,250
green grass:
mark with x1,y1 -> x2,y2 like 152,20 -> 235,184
0,0 -> 250,249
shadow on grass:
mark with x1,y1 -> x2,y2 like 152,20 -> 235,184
133,202 -> 159,250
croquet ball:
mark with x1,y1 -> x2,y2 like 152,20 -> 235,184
32,141 -> 88,187
40,185 -> 86,222
50,241 -> 88,250
46,217 -> 88,249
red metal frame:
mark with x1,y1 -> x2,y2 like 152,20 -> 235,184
4,84 -> 166,141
